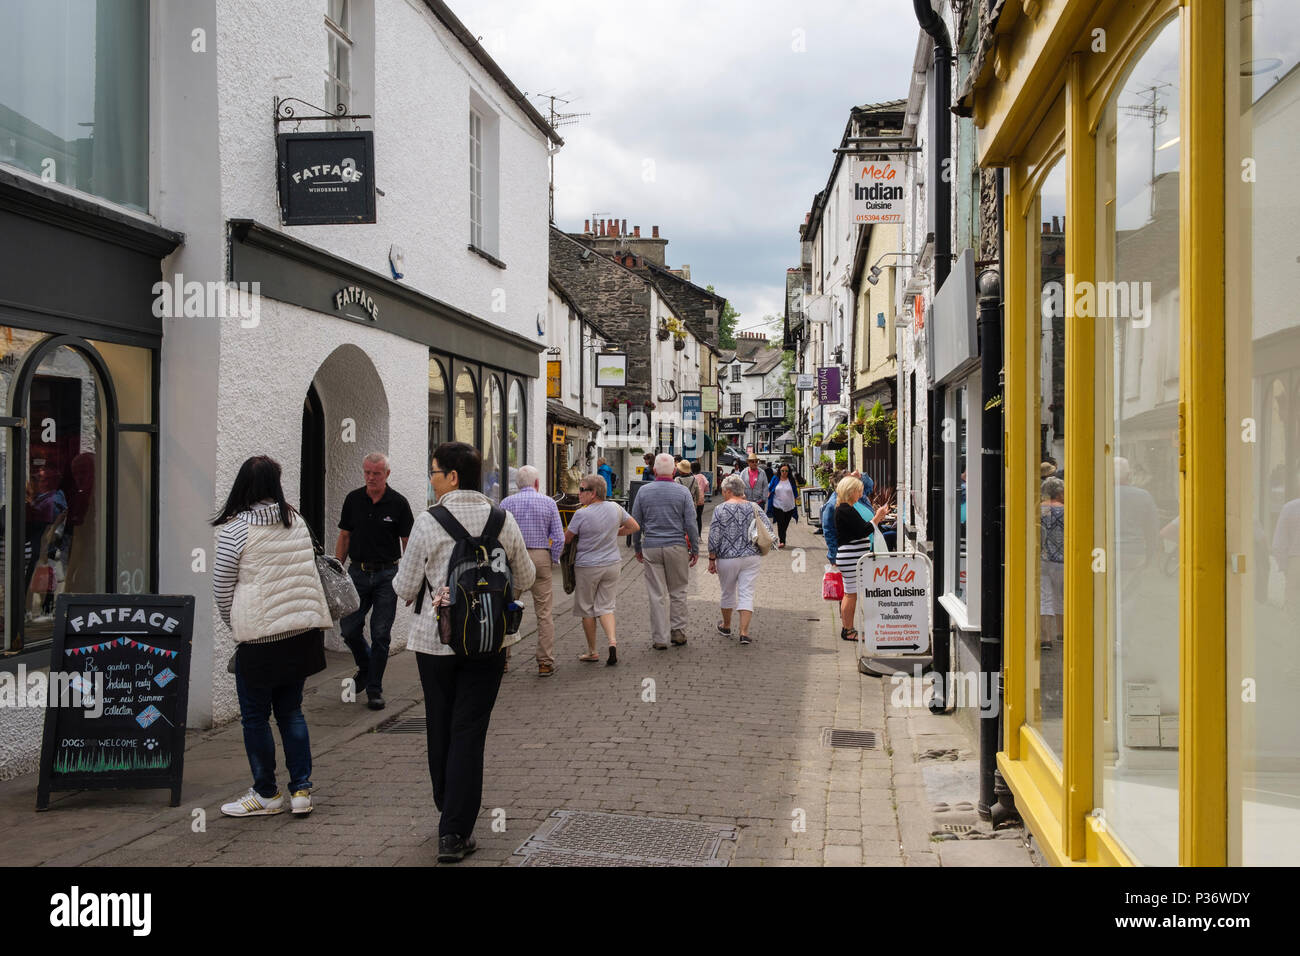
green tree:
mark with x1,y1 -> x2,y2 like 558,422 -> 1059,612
706,284 -> 740,349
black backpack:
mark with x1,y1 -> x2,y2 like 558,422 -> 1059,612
414,505 -> 517,656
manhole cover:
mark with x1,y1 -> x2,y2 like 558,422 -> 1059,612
514,811 -> 736,866
823,728 -> 879,749
374,716 -> 425,734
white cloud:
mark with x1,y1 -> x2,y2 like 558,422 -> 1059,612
451,0 -> 920,323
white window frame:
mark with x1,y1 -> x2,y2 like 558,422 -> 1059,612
730,393 -> 741,416
470,108 -> 485,250
325,0 -> 353,112
730,364 -> 742,382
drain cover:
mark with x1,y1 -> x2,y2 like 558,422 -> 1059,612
823,728 -> 879,749
515,811 -> 736,866
375,716 -> 425,734
943,823 -> 975,836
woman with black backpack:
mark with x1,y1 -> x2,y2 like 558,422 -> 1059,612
392,441 -> 536,863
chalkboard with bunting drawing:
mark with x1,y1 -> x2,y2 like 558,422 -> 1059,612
36,595 -> 194,810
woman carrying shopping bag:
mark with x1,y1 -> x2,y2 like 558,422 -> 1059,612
212,456 -> 332,817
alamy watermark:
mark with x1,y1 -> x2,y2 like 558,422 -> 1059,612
1041,276 -> 1154,328
151,273 -> 261,327
0,666 -> 105,717
890,665 -> 998,718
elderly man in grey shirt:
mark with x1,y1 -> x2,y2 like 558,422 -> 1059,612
632,453 -> 700,649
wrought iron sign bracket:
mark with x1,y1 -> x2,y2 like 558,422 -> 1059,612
274,96 -> 372,130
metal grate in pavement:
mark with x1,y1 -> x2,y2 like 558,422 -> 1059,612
823,728 -> 880,749
943,823 -> 975,836
514,810 -> 736,867
374,716 -> 425,734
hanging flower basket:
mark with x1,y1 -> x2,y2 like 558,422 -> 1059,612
824,424 -> 849,449
656,326 -> 671,341
673,337 -> 686,351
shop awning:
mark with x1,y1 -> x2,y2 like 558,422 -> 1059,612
546,399 -> 601,433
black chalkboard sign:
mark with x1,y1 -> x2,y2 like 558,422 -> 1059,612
36,595 -> 194,810
277,130 -> 377,225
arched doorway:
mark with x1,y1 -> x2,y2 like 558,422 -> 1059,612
300,383 -> 325,546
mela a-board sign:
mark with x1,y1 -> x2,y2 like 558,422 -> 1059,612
853,160 -> 904,224
277,131 -> 376,225
855,552 -> 932,655
37,595 -> 195,810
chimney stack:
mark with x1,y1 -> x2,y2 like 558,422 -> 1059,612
634,225 -> 641,237
652,225 -> 660,238
584,219 -> 590,233
622,219 -> 628,236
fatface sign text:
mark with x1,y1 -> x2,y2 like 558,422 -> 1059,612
277,131 -> 377,225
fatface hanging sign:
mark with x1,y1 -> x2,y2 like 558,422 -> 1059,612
277,131 -> 377,225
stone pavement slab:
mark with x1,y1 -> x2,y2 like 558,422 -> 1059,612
0,503 -> 1035,868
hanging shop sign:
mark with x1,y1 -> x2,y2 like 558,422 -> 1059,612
797,373 -> 816,391
551,425 -> 566,444
852,160 -> 904,224
596,351 -> 627,388
546,361 -> 562,398
855,552 -> 932,655
37,595 -> 196,809
701,385 -> 719,413
277,131 -> 377,225
817,366 -> 841,404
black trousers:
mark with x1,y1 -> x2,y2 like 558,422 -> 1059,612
416,650 -> 506,839
773,507 -> 796,544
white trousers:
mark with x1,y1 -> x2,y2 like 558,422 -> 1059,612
717,555 -> 762,612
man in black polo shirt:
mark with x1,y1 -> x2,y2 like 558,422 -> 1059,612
335,452 -> 414,710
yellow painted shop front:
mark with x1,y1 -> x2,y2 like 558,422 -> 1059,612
964,0 -> 1298,865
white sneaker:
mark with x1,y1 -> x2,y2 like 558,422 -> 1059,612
290,789 -> 313,815
220,787 -> 283,817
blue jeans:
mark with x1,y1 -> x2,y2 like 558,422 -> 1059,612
235,663 -> 311,797
340,565 -> 398,695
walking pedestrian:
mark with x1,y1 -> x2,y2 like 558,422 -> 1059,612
632,453 -> 699,649
500,465 -> 564,677
392,442 -> 535,863
766,463 -> 799,549
1039,476 -> 1065,651
335,453 -> 414,710
708,474 -> 775,645
739,453 -> 769,510
597,457 -> 615,498
820,469 -> 846,560
833,474 -> 890,642
676,458 -> 705,533
565,474 -> 639,665
213,456 -> 331,818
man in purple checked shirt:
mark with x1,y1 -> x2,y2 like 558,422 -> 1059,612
500,465 -> 565,677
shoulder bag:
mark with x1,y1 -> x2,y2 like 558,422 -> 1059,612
306,521 -> 360,620
750,503 -> 774,556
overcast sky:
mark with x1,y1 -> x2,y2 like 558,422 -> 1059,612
454,0 -> 922,334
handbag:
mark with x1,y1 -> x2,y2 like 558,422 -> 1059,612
822,566 -> 845,601
306,522 -> 360,620
751,503 -> 774,556
560,536 -> 578,595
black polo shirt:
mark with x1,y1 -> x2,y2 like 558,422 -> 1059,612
339,486 -> 415,564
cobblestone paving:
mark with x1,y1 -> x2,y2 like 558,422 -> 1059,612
1,504 -> 1034,867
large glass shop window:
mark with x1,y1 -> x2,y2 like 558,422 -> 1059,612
454,368 -> 476,447
1096,15 -> 1182,867
1230,0 -> 1300,866
0,0 -> 150,211
428,358 -> 447,508
483,377 -> 503,502
1029,159 -> 1066,762
508,380 -> 524,495
22,346 -> 108,645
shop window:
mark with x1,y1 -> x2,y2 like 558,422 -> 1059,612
1027,158 -> 1067,761
0,0 -> 149,211
428,357 -> 447,508
1229,0 -> 1300,866
1096,15 -> 1182,868
483,376 -> 503,502
454,367 -> 477,447
508,380 -> 524,493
